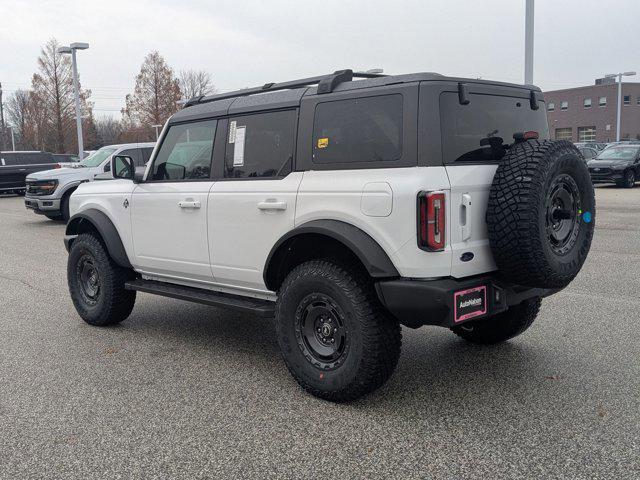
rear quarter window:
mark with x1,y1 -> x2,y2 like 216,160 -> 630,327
312,94 -> 403,165
440,92 -> 549,164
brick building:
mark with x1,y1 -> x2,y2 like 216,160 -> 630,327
544,77 -> 640,142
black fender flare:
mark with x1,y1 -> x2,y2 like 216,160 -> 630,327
263,219 -> 399,291
65,209 -> 132,269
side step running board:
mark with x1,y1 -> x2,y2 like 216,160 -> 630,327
125,279 -> 275,318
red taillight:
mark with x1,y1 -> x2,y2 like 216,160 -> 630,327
523,130 -> 539,140
54,163 -> 61,169
418,191 -> 446,251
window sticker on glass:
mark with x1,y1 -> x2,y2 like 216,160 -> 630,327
229,121 -> 237,144
317,137 -> 329,149
233,126 -> 246,166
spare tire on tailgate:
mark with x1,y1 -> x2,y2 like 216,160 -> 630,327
487,139 -> 595,289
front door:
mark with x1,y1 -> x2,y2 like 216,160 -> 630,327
209,109 -> 301,292
131,119 -> 218,284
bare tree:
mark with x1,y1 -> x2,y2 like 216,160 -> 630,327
94,116 -> 122,146
123,51 -> 181,128
30,38 -> 92,153
5,89 -> 32,149
178,70 -> 216,100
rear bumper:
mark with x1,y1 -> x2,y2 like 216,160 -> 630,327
375,274 -> 557,329
24,196 -> 61,214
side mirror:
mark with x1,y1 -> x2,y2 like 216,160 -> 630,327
133,166 -> 146,183
112,155 -> 135,180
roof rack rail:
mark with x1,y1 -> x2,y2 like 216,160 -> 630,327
183,69 -> 387,108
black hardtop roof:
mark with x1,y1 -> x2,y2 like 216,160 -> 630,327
171,69 -> 540,123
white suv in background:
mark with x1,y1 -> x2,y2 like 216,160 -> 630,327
24,143 -> 155,221
62,70 -> 595,401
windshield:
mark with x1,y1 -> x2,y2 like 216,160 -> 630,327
596,146 -> 639,161
80,147 -> 117,167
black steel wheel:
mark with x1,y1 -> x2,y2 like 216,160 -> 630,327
275,260 -> 401,402
295,293 -> 348,370
545,174 -> 581,256
76,254 -> 101,305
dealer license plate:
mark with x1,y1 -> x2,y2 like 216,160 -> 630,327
454,286 -> 487,323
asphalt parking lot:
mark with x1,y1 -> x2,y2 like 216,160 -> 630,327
1,187 -> 639,480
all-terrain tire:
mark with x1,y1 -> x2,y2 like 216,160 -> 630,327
487,140 -> 595,289
451,297 -> 542,345
67,233 -> 136,326
275,260 -> 401,402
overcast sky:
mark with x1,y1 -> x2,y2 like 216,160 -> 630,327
1,0 -> 639,117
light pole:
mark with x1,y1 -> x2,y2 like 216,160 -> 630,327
58,42 -> 89,160
8,126 -> 15,150
524,0 -> 534,84
605,71 -> 636,141
152,124 -> 163,140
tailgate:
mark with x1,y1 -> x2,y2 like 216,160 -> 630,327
445,164 -> 497,278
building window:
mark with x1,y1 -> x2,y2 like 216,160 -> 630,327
560,101 -> 568,111
578,126 -> 596,142
547,102 -> 555,111
599,96 -> 607,107
555,127 -> 572,140
624,95 -> 630,105
584,98 -> 592,108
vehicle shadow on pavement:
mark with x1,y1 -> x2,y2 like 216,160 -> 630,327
110,297 -> 555,411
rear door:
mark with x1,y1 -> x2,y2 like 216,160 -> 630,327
438,88 -> 549,278
130,119 -> 219,283
208,109 -> 301,292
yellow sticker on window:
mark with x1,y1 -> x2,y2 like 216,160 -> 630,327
317,137 -> 329,149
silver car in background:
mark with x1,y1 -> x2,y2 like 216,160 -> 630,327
24,143 -> 155,220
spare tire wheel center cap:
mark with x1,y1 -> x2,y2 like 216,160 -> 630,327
320,322 -> 333,338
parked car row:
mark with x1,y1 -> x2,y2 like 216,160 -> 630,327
23,143 -> 155,220
586,144 -> 640,188
0,151 -> 60,195
575,142 -> 639,188
0,150 -> 95,195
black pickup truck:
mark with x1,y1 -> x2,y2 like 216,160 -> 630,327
0,151 -> 59,195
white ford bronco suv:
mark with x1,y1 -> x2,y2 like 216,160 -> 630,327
64,70 -> 595,401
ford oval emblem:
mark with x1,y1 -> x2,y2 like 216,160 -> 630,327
460,252 -> 474,262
